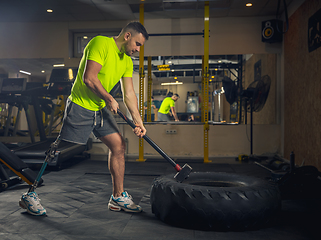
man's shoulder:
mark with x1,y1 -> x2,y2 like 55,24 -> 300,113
163,97 -> 173,103
90,36 -> 112,44
93,35 -> 111,40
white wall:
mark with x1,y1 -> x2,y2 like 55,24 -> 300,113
122,124 -> 280,158
0,22 -> 68,59
0,17 -> 281,61
145,17 -> 283,56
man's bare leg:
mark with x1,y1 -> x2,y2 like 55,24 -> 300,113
99,132 -> 125,197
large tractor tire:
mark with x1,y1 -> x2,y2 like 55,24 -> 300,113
150,172 -> 281,231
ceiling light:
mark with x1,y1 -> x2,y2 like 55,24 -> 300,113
68,68 -> 74,80
161,81 -> 183,86
41,70 -> 45,73
19,70 -> 31,75
83,36 -> 88,39
53,64 -> 65,67
246,3 -> 252,7
163,0 -> 197,2
47,9 -> 53,13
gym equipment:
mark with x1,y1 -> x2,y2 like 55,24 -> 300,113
0,78 -> 36,143
223,75 -> 271,155
12,137 -> 87,167
0,142 -> 42,191
186,91 -> 199,114
117,109 -> 192,182
0,69 -> 88,167
255,152 -> 321,199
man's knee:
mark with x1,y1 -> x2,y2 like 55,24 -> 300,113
110,147 -> 125,157
107,136 -> 126,156
118,138 -> 126,153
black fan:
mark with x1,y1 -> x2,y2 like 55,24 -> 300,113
243,75 -> 271,113
222,77 -> 238,105
223,75 -> 271,156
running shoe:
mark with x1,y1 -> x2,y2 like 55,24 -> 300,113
19,192 -> 46,216
108,191 -> 142,213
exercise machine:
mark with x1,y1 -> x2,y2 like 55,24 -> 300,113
0,141 -> 42,192
0,69 -> 89,168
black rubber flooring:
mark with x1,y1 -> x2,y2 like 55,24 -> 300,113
0,157 -> 320,240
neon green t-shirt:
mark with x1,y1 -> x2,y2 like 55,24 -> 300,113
69,36 -> 133,111
158,97 -> 175,114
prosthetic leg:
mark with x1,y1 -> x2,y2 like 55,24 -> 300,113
19,137 -> 61,216
28,137 -> 61,193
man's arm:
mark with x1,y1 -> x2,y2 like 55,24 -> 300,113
170,107 -> 179,121
121,76 -> 146,138
83,60 -> 119,112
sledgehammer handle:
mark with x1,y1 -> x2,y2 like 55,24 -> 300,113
117,109 -> 181,171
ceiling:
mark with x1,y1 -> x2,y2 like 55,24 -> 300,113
0,0 -> 293,80
0,0 -> 293,22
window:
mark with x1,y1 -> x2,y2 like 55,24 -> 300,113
72,30 -> 121,58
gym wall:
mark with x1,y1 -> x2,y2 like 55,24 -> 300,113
0,17 -> 281,61
0,15 -> 284,158
284,0 -> 321,171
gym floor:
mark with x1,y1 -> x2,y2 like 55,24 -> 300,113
0,156 -> 320,240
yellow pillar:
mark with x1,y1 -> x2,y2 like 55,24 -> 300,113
147,56 -> 152,122
201,56 -> 205,123
137,3 -> 146,162
203,1 -> 211,163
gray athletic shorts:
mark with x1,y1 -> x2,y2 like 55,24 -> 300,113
157,112 -> 170,121
59,98 -> 120,144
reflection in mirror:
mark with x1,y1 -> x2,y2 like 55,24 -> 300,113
132,54 -> 276,125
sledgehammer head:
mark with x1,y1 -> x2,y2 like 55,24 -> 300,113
174,163 -> 192,182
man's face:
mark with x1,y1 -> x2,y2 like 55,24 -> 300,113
172,96 -> 179,101
123,32 -> 145,56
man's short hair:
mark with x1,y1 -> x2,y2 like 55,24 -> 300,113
173,93 -> 180,98
122,21 -> 149,40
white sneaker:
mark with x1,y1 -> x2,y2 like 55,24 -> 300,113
108,191 -> 142,213
19,192 -> 46,216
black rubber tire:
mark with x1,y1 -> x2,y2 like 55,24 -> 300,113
150,172 -> 281,231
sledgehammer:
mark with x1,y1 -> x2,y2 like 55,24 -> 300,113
117,109 -> 192,182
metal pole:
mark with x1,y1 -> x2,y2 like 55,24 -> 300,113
203,1 -> 211,163
250,99 -> 253,155
4,105 -> 12,137
238,55 -> 243,124
137,3 -> 146,162
147,56 -> 152,122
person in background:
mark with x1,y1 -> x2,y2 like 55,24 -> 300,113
157,93 -> 180,121
144,96 -> 158,121
144,96 -> 156,111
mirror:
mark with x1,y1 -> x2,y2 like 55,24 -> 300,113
0,53 -> 277,125
132,53 -> 277,124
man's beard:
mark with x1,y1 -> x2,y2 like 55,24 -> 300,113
124,42 -> 132,56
